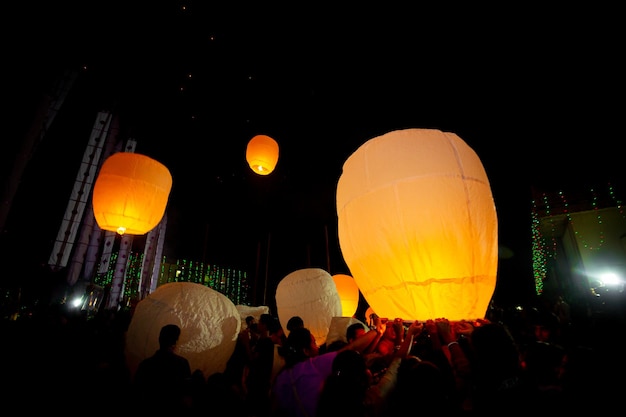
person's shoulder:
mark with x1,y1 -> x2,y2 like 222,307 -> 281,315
320,350 -> 339,359
313,350 -> 339,367
173,352 -> 191,366
135,355 -> 159,380
138,353 -> 158,367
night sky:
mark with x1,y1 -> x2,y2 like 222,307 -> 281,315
3,2 -> 624,307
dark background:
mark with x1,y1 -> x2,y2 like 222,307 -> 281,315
3,2 -> 623,308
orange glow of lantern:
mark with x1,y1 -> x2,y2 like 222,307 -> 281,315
246,134 -> 279,175
336,128 -> 498,322
93,152 -> 172,235
332,274 -> 360,317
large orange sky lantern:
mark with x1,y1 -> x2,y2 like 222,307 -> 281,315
246,134 -> 279,175
93,152 -> 172,235
332,273 -> 360,317
336,128 -> 498,322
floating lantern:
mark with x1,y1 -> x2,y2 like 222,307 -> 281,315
246,134 -> 279,175
92,152 -> 172,235
336,128 -> 498,322
275,268 -> 342,347
332,273 -> 360,317
125,282 -> 241,380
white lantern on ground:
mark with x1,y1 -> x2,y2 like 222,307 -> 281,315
125,282 -> 240,379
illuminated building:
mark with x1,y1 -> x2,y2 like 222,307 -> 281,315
531,183 -> 625,314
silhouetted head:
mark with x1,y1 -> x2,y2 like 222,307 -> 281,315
346,322 -> 367,342
389,357 -> 452,413
331,349 -> 369,386
159,324 -> 181,349
284,327 -> 318,366
286,315 -> 304,332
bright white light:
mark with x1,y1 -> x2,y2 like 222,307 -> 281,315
599,272 -> 622,287
71,297 -> 83,308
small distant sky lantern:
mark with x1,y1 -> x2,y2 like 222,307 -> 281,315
275,268 -> 342,347
332,273 -> 359,317
246,134 -> 279,175
125,282 -> 240,380
336,128 -> 498,322
93,152 -> 172,235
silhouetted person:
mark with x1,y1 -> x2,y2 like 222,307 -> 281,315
203,372 -> 248,417
467,322 -> 531,414
224,315 -> 261,397
271,324 -> 382,417
383,356 -> 460,416
132,324 -> 192,413
315,349 -> 372,417
286,315 -> 304,332
522,340 -> 566,412
346,322 -> 367,343
244,314 -> 286,417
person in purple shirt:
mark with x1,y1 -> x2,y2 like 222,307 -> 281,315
132,324 -> 192,413
271,324 -> 381,417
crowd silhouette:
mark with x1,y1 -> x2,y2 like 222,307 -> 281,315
1,293 -> 624,416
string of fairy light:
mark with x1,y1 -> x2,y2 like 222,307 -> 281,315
531,182 -> 625,295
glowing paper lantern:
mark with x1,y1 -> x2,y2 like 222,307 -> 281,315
93,152 -> 172,235
246,134 -> 279,175
336,128 -> 498,322
332,273 -> 360,317
125,282 -> 241,379
275,268 -> 342,347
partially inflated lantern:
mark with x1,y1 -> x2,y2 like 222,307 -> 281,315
93,152 -> 172,235
246,134 -> 279,175
125,282 -> 240,380
275,268 -> 342,347
332,274 -> 360,317
336,128 -> 498,322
